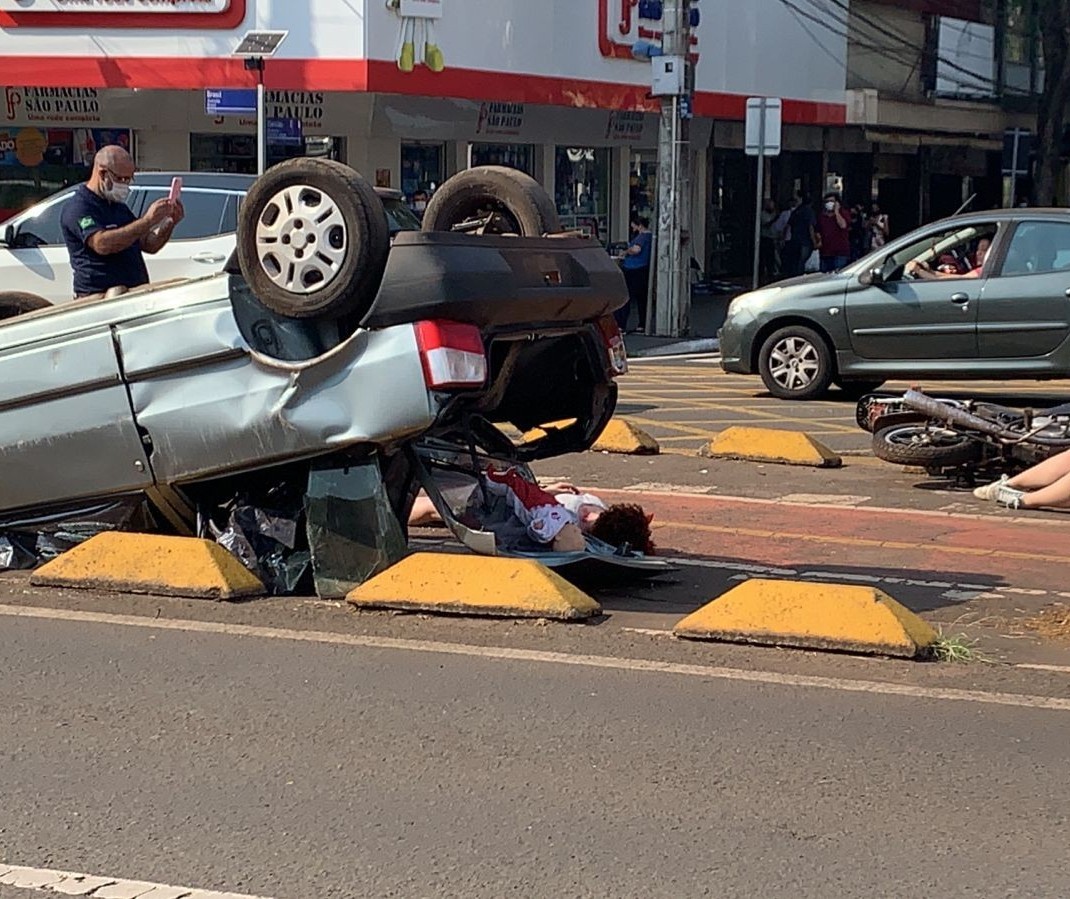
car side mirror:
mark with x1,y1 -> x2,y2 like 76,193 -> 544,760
1,224 -> 14,247
859,265 -> 884,287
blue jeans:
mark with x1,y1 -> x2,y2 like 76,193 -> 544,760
820,255 -> 848,273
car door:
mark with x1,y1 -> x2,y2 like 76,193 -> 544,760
976,220 -> 1070,358
844,221 -> 994,360
0,190 -> 79,303
134,187 -> 240,282
0,307 -> 154,514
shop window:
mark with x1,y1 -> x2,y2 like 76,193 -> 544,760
401,143 -> 444,202
555,147 -> 610,241
191,133 -> 344,175
469,143 -> 535,176
630,152 -> 657,223
0,127 -> 130,223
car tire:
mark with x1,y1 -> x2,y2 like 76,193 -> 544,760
421,166 -> 560,236
0,290 -> 51,321
758,325 -> 834,400
872,424 -> 982,468
236,158 -> 390,320
835,378 -> 885,399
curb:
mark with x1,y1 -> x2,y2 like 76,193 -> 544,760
592,419 -> 660,455
702,426 -> 842,468
627,337 -> 720,359
29,532 -> 266,601
673,578 -> 937,658
347,553 -> 602,620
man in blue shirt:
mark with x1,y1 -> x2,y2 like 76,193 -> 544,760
617,215 -> 652,332
61,145 -> 184,299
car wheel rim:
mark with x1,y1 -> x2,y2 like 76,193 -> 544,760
254,184 -> 348,295
768,336 -> 820,392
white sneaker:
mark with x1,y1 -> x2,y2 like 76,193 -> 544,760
994,484 -> 1026,509
973,475 -> 1009,501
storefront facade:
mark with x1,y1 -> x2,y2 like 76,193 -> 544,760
0,0 -> 848,262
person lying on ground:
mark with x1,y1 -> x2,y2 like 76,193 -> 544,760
973,447 -> 1070,511
408,470 -> 655,554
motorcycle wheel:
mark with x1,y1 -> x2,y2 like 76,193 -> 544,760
872,423 -> 983,467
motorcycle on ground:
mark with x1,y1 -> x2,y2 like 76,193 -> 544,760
856,389 -> 1070,482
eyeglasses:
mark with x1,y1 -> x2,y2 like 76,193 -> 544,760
101,168 -> 135,184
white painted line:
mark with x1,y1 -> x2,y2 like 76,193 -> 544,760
0,864 -> 271,898
2,604 -> 1069,713
1016,663 -> 1070,675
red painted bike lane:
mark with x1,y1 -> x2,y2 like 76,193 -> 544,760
602,489 -> 1068,591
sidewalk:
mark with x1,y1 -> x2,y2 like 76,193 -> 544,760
624,284 -> 743,358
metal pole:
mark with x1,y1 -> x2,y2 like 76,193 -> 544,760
1008,128 -> 1020,208
256,62 -> 266,176
653,0 -> 692,338
751,102 -> 766,290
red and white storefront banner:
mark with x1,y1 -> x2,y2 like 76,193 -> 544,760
0,0 -> 847,125
0,0 -> 244,28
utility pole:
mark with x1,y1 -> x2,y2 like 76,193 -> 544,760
651,0 -> 693,338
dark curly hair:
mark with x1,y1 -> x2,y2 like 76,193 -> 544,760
588,503 -> 655,555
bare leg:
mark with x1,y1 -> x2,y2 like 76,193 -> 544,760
1008,447 -> 1070,491
408,493 -> 443,526
1018,470 -> 1070,509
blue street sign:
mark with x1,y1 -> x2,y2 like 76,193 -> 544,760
267,117 -> 303,145
205,88 -> 257,116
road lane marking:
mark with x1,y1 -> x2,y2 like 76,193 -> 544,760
0,864 -> 271,898
1,604 -> 1068,712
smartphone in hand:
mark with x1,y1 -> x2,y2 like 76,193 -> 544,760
168,176 -> 183,203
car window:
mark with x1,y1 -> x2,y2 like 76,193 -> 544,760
138,187 -> 231,240
881,222 -> 999,281
11,190 -> 75,247
380,196 -> 421,234
999,221 -> 1070,276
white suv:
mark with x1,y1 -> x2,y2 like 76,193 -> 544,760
0,172 -> 252,304
0,172 -> 421,304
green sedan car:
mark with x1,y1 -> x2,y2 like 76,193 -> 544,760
719,209 -> 1070,399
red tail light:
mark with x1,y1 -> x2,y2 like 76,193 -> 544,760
596,315 -> 628,376
414,320 -> 488,389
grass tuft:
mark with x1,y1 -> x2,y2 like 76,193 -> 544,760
930,632 -> 986,664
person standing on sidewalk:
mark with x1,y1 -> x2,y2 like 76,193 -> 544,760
759,198 -> 779,283
618,216 -> 653,332
815,193 -> 851,273
783,194 -> 816,277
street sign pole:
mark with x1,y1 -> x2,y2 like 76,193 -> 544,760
751,111 -> 766,290
1009,127 -> 1022,209
745,97 -> 782,291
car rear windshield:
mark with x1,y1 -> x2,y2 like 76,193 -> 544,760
381,197 -> 421,234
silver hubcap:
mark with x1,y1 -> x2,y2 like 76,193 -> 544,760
768,336 -> 820,392
255,184 -> 348,296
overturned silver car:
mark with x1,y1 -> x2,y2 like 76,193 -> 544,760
0,160 -> 668,590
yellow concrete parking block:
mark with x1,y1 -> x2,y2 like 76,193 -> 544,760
702,426 -> 841,467
348,553 -> 601,620
592,418 -> 660,455
673,578 -> 937,658
30,532 -> 265,601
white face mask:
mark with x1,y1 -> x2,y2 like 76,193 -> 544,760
414,200 -> 427,212
824,201 -> 836,212
103,180 -> 131,205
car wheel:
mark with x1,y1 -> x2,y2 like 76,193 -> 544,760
0,290 -> 51,321
421,166 -> 560,236
835,378 -> 885,399
236,158 -> 390,320
872,424 -> 981,468
758,325 -> 834,400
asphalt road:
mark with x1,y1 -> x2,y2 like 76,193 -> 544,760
3,611 -> 1070,899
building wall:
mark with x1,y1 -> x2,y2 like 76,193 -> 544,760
847,1 -> 929,99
